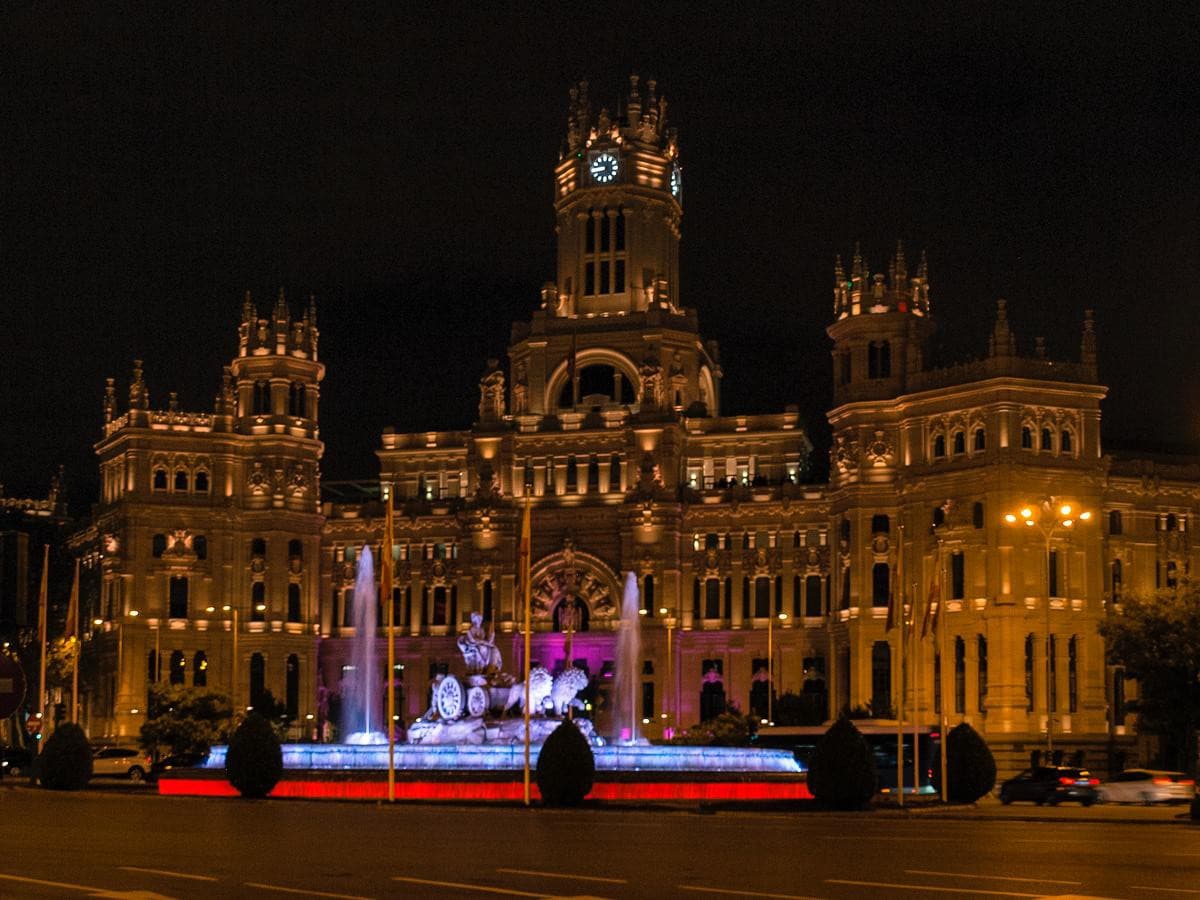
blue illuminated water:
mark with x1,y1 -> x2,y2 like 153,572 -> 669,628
203,743 -> 803,774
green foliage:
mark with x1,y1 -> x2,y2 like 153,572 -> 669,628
225,713 -> 283,798
139,684 -> 232,758
251,689 -> 291,739
773,692 -> 826,727
933,722 -> 996,803
806,717 -> 877,809
536,720 -> 595,806
669,711 -> 756,746
1100,585 -> 1200,772
39,722 -> 93,790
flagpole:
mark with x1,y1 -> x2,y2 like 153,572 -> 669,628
911,579 -> 920,798
37,544 -> 49,753
384,489 -> 396,803
71,558 -> 80,723
937,535 -> 948,803
521,495 -> 533,806
896,524 -> 904,807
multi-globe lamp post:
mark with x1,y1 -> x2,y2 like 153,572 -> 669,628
1004,498 -> 1091,756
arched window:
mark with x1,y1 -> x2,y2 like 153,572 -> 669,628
523,461 -> 534,490
587,455 -> 600,492
251,581 -> 266,622
871,514 -> 890,534
582,207 -> 627,296
565,457 -> 578,492
1060,430 -> 1073,453
194,470 -> 210,493
931,505 -> 945,528
609,453 -> 622,490
152,533 -> 167,558
286,654 -> 300,720
249,653 -> 265,709
973,502 -> 985,529
168,576 -> 189,619
287,583 -> 301,622
1021,426 -> 1033,449
194,535 -> 208,560
1108,510 -> 1123,535
754,577 -> 771,618
973,428 -> 986,451
704,579 -> 721,620
153,468 -> 168,491
642,575 -> 655,617
1041,427 -> 1053,451
700,660 -> 726,722
933,434 -> 946,458
174,470 -> 189,492
170,649 -> 185,686
952,431 -> 966,455
193,651 -> 207,687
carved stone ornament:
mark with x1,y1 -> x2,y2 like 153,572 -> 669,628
865,430 -> 895,468
247,462 -> 269,496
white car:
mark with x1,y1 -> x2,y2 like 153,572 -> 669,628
92,746 -> 152,781
1098,769 -> 1195,805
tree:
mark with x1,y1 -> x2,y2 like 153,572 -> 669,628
934,722 -> 996,803
1100,585 -> 1200,773
225,713 -> 283,798
536,720 -> 595,806
669,710 -> 756,746
39,722 -> 93,790
773,691 -> 826,727
139,684 -> 232,758
806,717 -> 877,809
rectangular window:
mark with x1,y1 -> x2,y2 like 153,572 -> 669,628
805,575 -> 823,618
1049,634 -> 1057,712
754,577 -> 770,618
1068,636 -> 1078,714
585,217 -> 596,253
933,653 -> 942,714
704,579 -> 721,619
614,259 -> 625,293
977,635 -> 988,714
585,262 -> 595,295
954,637 -> 966,714
600,216 -> 610,252
951,552 -> 965,600
872,563 -> 890,608
615,211 -> 625,250
641,682 -> 654,721
599,260 -> 610,294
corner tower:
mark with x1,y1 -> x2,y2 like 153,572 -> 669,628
826,242 -> 933,405
551,76 -> 682,317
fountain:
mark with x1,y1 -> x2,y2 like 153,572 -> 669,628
612,571 -> 643,744
191,568 -> 807,801
342,546 -> 385,745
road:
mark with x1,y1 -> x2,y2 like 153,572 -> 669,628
0,788 -> 1196,899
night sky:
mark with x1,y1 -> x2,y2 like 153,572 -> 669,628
4,5 -> 1199,506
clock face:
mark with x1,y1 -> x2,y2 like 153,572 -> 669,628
670,165 -> 682,198
589,152 -> 618,184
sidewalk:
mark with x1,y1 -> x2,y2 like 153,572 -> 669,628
878,794 -> 1195,825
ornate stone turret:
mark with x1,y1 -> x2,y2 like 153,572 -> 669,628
834,239 -> 931,320
237,289 -> 319,359
1081,309 -> 1098,376
988,299 -> 1017,358
478,359 -> 506,424
103,377 -> 116,423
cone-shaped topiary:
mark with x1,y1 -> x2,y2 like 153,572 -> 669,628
39,723 -> 93,790
225,713 -> 283,798
536,720 -> 595,807
935,722 -> 996,803
806,716 -> 877,810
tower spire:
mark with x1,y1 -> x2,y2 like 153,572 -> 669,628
1081,309 -> 1097,373
989,298 -> 1016,357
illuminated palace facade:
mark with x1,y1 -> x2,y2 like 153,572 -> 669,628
75,77 -> 1199,774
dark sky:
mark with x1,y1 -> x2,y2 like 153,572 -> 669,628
3,4 -> 1199,505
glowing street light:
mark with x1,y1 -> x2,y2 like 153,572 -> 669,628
1003,497 -> 1092,756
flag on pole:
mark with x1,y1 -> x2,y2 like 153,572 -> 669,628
68,557 -> 80,723
37,544 -> 49,752
383,487 -> 396,802
519,495 -> 533,806
921,546 -> 941,638
885,586 -> 898,632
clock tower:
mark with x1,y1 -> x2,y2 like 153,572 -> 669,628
551,76 -> 682,317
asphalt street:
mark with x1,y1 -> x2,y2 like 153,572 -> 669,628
0,787 -> 1196,899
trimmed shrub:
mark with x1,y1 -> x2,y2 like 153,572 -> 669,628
934,722 -> 997,803
806,717 -> 877,810
225,713 -> 283,798
39,723 -> 93,791
536,720 -> 595,807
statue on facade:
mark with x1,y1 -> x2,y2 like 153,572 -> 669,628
639,351 -> 663,410
478,359 -> 506,422
511,360 -> 529,415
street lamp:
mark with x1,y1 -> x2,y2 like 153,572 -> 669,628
767,611 -> 788,725
659,606 -> 676,735
1004,498 -> 1092,757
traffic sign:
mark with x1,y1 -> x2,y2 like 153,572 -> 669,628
0,653 -> 28,720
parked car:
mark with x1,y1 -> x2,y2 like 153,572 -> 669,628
999,766 -> 1099,806
1,744 -> 33,778
92,746 -> 152,781
1098,769 -> 1195,805
149,751 -> 209,782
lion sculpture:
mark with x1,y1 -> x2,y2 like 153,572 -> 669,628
503,665 -> 588,716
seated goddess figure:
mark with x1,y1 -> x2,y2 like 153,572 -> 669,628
457,611 -> 502,674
